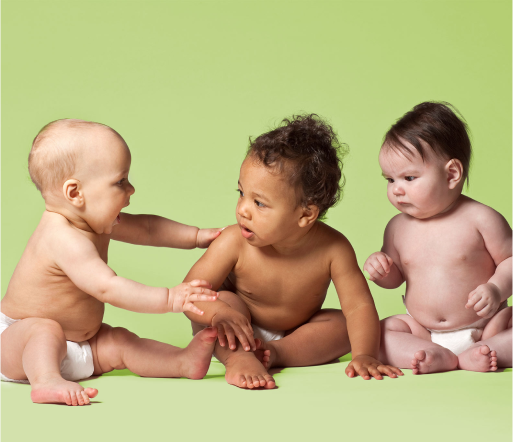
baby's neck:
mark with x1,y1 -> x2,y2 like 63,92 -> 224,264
270,221 -> 318,256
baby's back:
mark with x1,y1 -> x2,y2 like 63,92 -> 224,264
393,196 -> 508,330
1,212 -> 106,342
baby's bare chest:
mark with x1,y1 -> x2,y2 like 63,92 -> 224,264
229,253 -> 331,305
395,220 -> 488,269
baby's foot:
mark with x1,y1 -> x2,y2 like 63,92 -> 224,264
411,348 -> 458,374
254,340 -> 277,370
31,377 -> 98,406
458,345 -> 498,372
224,351 -> 276,389
180,327 -> 218,380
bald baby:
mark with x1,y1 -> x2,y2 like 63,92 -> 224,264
1,119 -> 224,405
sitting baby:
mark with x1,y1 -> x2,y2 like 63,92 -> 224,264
364,102 -> 512,374
185,114 -> 402,389
1,119 -> 221,405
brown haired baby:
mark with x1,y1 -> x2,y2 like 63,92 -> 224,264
364,102 -> 512,374
1,119 -> 222,405
184,114 -> 403,389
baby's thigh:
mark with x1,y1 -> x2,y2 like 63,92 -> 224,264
1,318 -> 66,379
381,314 -> 431,340
482,306 -> 512,341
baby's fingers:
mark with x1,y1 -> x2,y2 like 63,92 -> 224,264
356,366 -> 371,380
189,279 -> 213,288
187,291 -> 219,302
376,255 -> 391,274
184,302 -> 204,315
368,366 -> 383,380
378,365 -> 402,378
368,262 -> 387,279
465,291 -> 480,309
216,324 -> 227,347
345,363 -> 356,378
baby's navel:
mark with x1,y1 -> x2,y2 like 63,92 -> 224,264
439,318 -> 447,323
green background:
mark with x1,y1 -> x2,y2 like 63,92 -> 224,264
1,1 -> 511,441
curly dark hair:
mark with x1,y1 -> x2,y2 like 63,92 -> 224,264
246,114 -> 348,220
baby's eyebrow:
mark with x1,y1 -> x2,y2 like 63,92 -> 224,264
251,191 -> 269,202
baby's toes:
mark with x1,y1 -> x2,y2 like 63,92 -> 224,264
70,391 -> 79,406
81,390 -> 90,405
76,391 -> 85,406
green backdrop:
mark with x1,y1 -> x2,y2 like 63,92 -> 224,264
1,1 -> 511,441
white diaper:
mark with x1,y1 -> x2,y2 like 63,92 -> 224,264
0,312 -> 94,383
401,296 -> 501,355
251,324 -> 284,343
427,323 -> 485,356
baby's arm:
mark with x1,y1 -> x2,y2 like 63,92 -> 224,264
466,207 -> 512,318
55,229 -> 217,315
111,213 -> 223,249
363,215 -> 405,289
183,226 -> 257,351
332,235 -> 403,379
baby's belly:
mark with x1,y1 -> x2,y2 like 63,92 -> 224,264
2,294 -> 104,342
404,277 -> 493,330
240,294 -> 325,332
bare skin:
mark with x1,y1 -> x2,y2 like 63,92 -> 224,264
365,144 -> 512,374
1,120 -> 221,404
185,159 -> 403,389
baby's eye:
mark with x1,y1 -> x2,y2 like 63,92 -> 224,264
405,176 -> 416,182
116,178 -> 126,186
386,178 -> 394,184
236,189 -> 244,197
255,200 -> 265,208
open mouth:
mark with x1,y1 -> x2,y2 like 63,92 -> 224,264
113,214 -> 121,225
240,225 -> 254,239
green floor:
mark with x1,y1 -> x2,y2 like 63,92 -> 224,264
2,359 -> 511,442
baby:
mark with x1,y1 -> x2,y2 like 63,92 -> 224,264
1,119 -> 222,405
184,114 -> 403,389
364,102 -> 512,374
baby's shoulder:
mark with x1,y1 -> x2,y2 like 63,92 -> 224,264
458,196 -> 504,225
208,224 -> 243,254
314,222 -> 354,253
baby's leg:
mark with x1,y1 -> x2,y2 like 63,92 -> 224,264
379,315 -> 458,374
255,309 -> 350,369
191,291 -> 276,390
89,324 -> 217,380
458,306 -> 512,372
1,318 -> 98,405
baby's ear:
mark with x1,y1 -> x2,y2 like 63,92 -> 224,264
298,204 -> 319,227
445,159 -> 464,189
63,179 -> 84,207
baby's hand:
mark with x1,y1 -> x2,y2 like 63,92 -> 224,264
168,280 -> 218,315
465,283 -> 502,318
211,307 -> 256,352
363,252 -> 394,281
345,355 -> 403,380
196,227 -> 225,248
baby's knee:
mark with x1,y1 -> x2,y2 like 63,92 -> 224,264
25,318 -> 65,340
107,326 -> 139,347
381,315 -> 412,334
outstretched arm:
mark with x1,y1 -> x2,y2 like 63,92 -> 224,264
55,230 -> 217,315
466,207 -> 512,318
111,213 -> 223,249
332,235 -> 403,380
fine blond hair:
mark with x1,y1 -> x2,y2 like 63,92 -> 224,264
28,119 -> 119,195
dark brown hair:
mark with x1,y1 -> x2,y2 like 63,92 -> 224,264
383,101 -> 472,185
247,114 -> 348,220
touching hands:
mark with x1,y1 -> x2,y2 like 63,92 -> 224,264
168,280 -> 218,315
196,227 -> 225,248
345,355 -> 403,380
211,307 -> 256,351
465,282 -> 502,318
363,252 -> 394,281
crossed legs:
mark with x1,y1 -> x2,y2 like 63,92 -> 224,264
191,291 -> 350,389
379,307 -> 512,374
